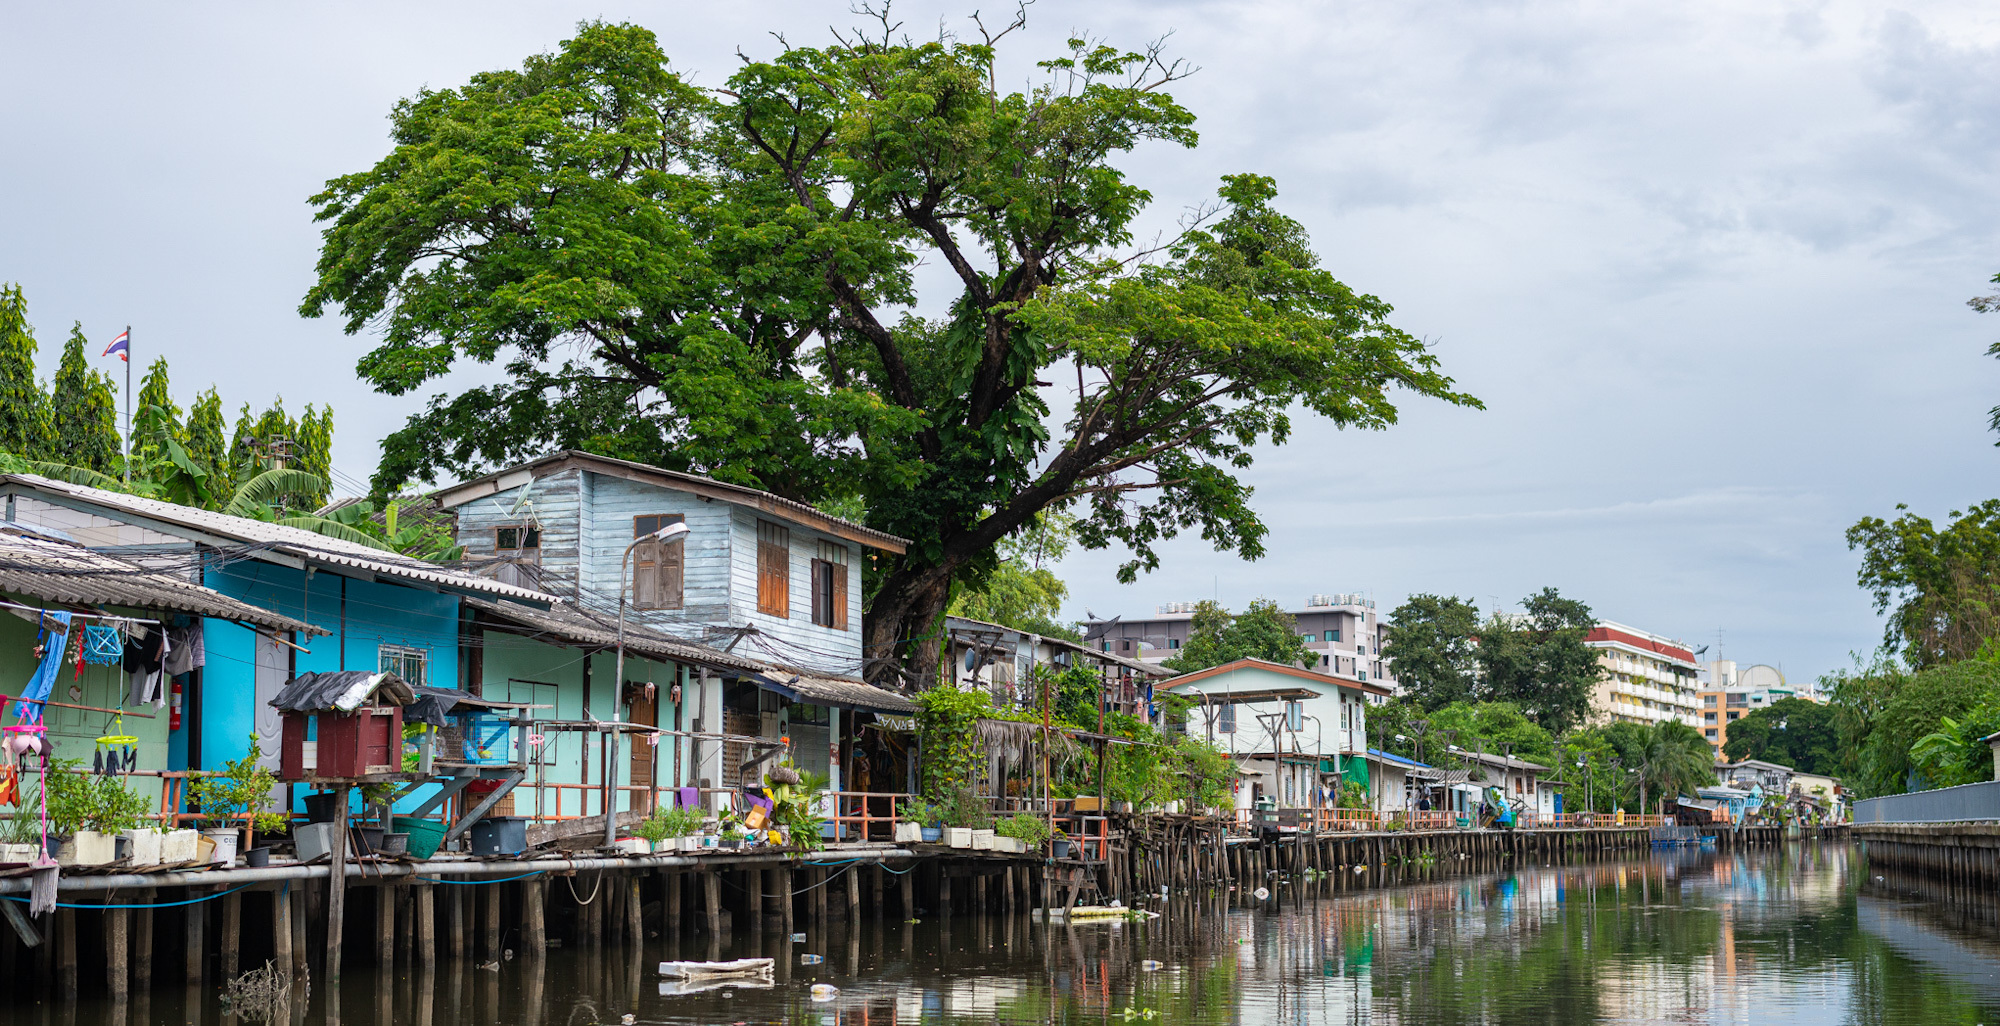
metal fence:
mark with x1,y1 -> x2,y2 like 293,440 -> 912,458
1854,780 -> 2000,824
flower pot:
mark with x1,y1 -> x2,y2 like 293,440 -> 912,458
203,828 -> 240,865
122,828 -> 165,867
720,837 -> 743,849
1051,838 -> 1073,859
893,821 -> 922,844
920,826 -> 943,843
294,822 -> 336,862
700,834 -> 719,849
945,827 -> 973,849
161,829 -> 201,863
60,829 -> 118,867
355,826 -> 386,854
677,835 -> 699,853
377,832 -> 410,857
970,829 -> 996,851
0,843 -> 37,865
194,835 -> 215,864
994,836 -> 1028,854
302,792 -> 341,825
244,846 -> 272,868
618,838 -> 652,855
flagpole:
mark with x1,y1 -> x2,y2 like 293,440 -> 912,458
122,324 -> 131,484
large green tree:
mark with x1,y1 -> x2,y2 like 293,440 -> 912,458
1846,501 -> 2000,669
185,388 -> 230,501
1382,594 -> 1481,710
299,19 -> 1478,686
948,512 -> 1079,641
1474,588 -> 1604,734
1719,697 -> 1839,776
1161,598 -> 1314,672
0,284 -> 49,457
1630,719 -> 1715,816
46,324 -> 122,475
131,357 -> 183,470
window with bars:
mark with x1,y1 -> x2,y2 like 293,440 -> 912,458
756,521 -> 790,617
493,525 -> 542,588
810,540 -> 849,630
632,515 -> 686,610
379,644 -> 428,686
1217,703 -> 1236,734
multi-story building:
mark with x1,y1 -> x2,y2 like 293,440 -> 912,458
1695,661 -> 1796,758
1087,593 -> 1398,694
1585,621 -> 1700,727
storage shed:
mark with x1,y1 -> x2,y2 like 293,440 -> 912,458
271,671 -> 416,781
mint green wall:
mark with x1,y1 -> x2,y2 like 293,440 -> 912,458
0,607 -> 175,817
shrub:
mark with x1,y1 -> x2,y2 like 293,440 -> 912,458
996,813 -> 1052,847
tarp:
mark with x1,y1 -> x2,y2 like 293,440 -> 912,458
268,671 -> 414,714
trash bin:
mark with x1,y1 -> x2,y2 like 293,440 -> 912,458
393,816 -> 448,859
469,816 -> 527,856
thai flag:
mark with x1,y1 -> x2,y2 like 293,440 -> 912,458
101,329 -> 129,362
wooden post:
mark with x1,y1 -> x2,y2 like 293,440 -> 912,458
106,905 -> 129,1003
184,889 -> 204,985
417,884 -> 436,972
703,871 -> 722,937
663,873 -> 680,939
448,887 -> 465,961
846,863 -> 860,920
523,879 -> 546,955
902,868 -> 915,918
58,907 -> 77,1000
939,869 -> 952,923
778,866 -> 794,938
327,783 -> 352,983
290,884 -> 308,978
221,890 -> 242,980
626,877 -> 643,948
271,886 -> 293,982
132,890 -> 153,992
872,864 -> 884,918
376,885 -> 396,967
484,883 -> 501,961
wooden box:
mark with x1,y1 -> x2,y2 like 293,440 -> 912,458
280,706 -> 403,780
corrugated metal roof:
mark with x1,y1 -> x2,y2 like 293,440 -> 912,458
0,529 -> 324,634
463,597 -> 767,674
1,474 -> 558,605
430,451 -> 910,553
756,671 -> 917,715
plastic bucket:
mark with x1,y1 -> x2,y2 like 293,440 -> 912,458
393,817 -> 447,859
303,792 -> 341,824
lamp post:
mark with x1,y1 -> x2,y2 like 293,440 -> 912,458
608,520 -> 691,847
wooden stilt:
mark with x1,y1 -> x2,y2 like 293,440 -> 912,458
448,886 -> 465,961
397,885 -> 414,967
484,883 -> 502,961
524,879 -> 546,954
271,886 -> 292,982
779,866 -> 794,938
703,871 -> 722,936
57,907 -> 77,1000
290,884 -> 307,978
132,890 -> 153,992
871,864 -> 884,918
662,873 -> 680,939
106,905 -> 129,1003
221,890 -> 242,980
626,877 -> 643,948
417,884 -> 436,972
326,784 -> 352,983
846,863 -> 860,920
376,885 -> 395,967
901,866 -> 915,919
184,889 -> 204,985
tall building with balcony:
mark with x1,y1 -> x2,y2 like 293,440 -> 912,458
1586,622 -> 1700,727
1086,593 -> 1398,695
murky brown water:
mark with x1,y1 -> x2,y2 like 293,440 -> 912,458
10,842 -> 2000,1025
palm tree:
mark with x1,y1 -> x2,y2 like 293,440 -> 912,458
1633,720 -> 1716,816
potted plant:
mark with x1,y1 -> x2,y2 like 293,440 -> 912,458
79,775 -> 151,866
995,814 -> 1050,855
632,811 -> 671,853
1051,828 -> 1073,860
189,735 -> 286,865
653,807 -> 701,852
768,764 -> 830,853
718,811 -> 745,849
42,757 -> 101,864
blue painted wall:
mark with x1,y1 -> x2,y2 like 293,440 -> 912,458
201,561 -> 462,772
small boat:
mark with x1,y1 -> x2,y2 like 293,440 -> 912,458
656,958 -> 775,979
1032,906 -> 1158,922
658,976 -> 775,996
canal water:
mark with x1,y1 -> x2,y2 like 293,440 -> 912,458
18,842 -> 2000,1025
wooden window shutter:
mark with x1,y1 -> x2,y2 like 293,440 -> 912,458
830,560 -> 848,630
757,521 -> 790,617
809,559 -> 828,626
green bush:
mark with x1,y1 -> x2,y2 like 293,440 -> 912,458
996,813 -> 1052,847
86,776 -> 152,834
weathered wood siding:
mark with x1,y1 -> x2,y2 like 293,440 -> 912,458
577,473 -> 735,628
726,504 -> 862,676
452,468 -> 585,599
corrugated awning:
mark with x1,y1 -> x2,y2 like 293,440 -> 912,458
756,672 -> 917,715
0,528 -> 324,635
464,596 -> 765,675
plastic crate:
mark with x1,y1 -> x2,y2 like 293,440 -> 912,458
469,816 -> 527,856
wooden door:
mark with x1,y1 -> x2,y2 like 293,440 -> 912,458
629,687 -> 659,795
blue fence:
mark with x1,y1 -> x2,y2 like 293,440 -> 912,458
1854,780 -> 2000,824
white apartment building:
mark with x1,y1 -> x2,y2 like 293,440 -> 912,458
1087,593 -> 1398,695
1586,621 -> 1701,727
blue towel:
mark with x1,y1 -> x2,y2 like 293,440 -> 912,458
15,612 -> 72,722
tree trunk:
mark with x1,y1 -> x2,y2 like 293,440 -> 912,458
864,565 -> 956,690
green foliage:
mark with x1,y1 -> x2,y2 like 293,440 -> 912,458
1027,662 -> 1105,730
40,758 -> 94,837
184,388 -> 230,502
0,284 -> 49,457
995,813 -> 1051,847
47,324 -> 122,476
131,358 -> 183,471
1842,659 -> 2000,797
1162,598 -> 1315,672
84,775 -> 152,835
321,497 -> 465,560
1628,720 -> 1716,815
300,20 -> 1478,687
1720,697 -> 1840,775
1174,736 -> 1235,810
949,512 -> 1081,641
1473,588 -> 1605,734
767,763 -> 830,850
1382,594 -> 1481,710
916,687 -> 994,811
190,735 -> 288,833
1847,501 -> 2000,668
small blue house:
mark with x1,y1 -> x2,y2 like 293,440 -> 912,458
0,474 -> 558,794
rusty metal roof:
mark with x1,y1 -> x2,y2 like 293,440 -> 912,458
1,474 -> 558,605
463,596 -> 767,674
0,528 -> 324,634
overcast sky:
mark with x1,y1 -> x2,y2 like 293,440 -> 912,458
5,1 -> 1998,682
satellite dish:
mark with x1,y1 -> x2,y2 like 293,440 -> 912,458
964,649 -> 979,672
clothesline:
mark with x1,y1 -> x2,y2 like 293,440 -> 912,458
0,597 -> 162,627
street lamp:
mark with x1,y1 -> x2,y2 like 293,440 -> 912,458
608,520 -> 691,846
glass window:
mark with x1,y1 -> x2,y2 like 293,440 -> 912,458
1217,703 -> 1236,734
1168,638 -> 1180,649
810,540 -> 848,630
378,644 -> 427,686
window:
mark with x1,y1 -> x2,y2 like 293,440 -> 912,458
1703,712 -> 1716,724
379,645 -> 428,686
1704,694 -> 1717,706
1358,644 -> 1368,656
1727,711 -> 1740,721
1217,703 -> 1236,734
632,515 -> 686,610
756,521 -> 790,617
493,525 -> 542,588
1358,669 -> 1368,682
1300,632 -> 1314,641
1705,728 -> 1718,739
1168,638 -> 1180,650
1329,628 -> 1342,643
810,541 -> 849,630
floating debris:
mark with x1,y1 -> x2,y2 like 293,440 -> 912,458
1253,887 -> 1270,901
791,932 -> 807,943
800,954 -> 824,965
1140,960 -> 1164,971
811,984 -> 840,1002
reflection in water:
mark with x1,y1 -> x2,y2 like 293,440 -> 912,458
9,844 -> 2000,1025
